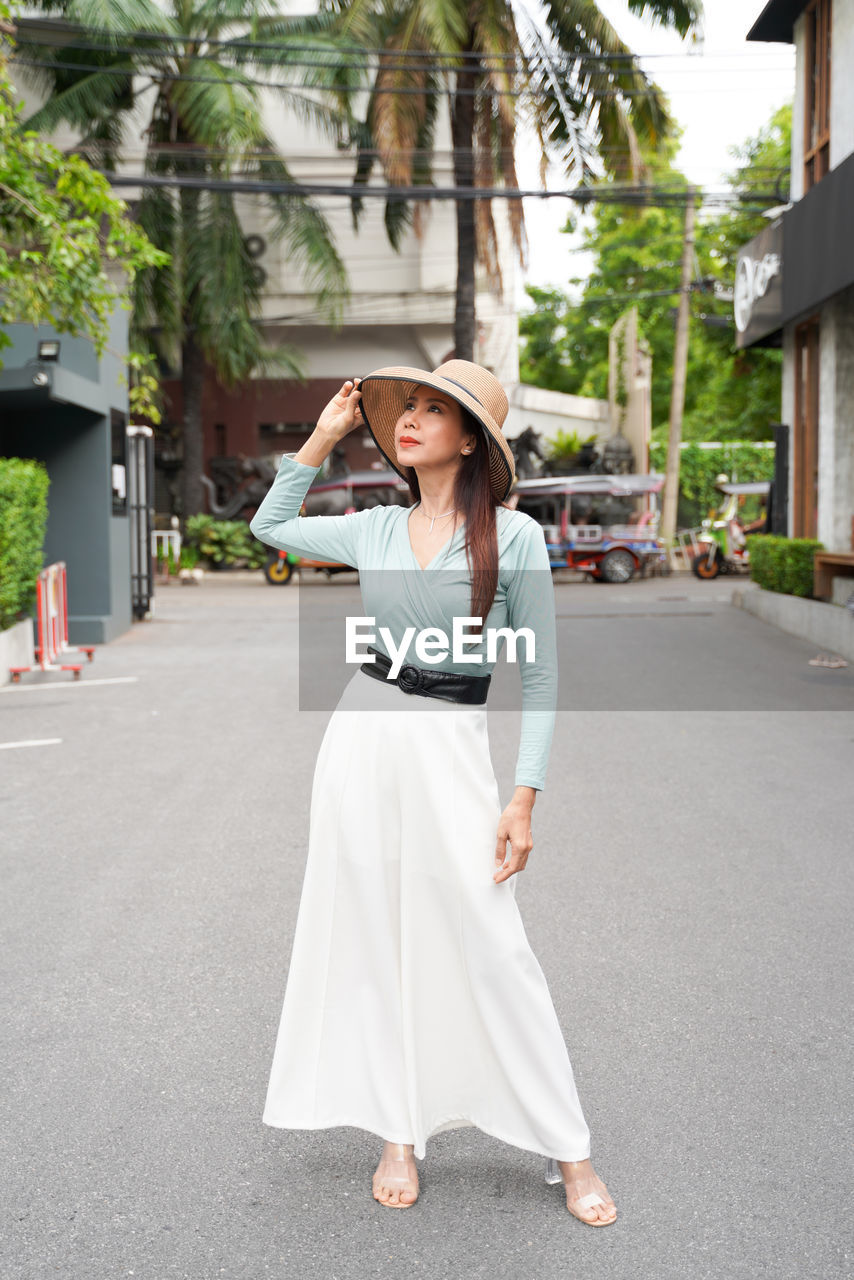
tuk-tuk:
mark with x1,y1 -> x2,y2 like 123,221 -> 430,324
263,468 -> 410,584
513,473 -> 667,583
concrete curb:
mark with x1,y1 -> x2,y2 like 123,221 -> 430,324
731,580 -> 854,661
0,617 -> 35,687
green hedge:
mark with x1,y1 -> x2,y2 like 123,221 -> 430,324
746,534 -> 823,598
184,515 -> 267,570
0,458 -> 50,632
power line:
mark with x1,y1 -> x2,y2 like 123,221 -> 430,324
10,22 -> 795,67
12,53 -> 793,100
100,171 -> 783,206
76,141 -> 792,169
12,34 -> 796,79
10,55 -> 518,97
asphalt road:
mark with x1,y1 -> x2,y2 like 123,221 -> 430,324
2,571 -> 852,1280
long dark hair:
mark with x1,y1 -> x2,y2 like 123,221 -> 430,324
402,407 -> 512,634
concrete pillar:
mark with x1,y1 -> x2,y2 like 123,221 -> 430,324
818,285 -> 854,551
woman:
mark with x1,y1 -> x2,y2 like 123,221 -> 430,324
250,360 -> 616,1225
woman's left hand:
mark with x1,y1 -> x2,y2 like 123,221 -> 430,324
493,801 -> 534,883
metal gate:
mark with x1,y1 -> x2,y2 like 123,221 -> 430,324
127,426 -> 154,620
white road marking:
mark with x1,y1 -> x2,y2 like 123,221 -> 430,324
0,676 -> 139,693
0,738 -> 63,750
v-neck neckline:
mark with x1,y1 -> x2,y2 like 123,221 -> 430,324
403,506 -> 465,571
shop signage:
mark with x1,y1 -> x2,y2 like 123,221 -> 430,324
734,221 -> 784,349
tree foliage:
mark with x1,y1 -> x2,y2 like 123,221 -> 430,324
0,1 -> 167,416
520,103 -> 791,443
333,0 -> 702,358
648,440 -> 775,527
16,0 -> 351,515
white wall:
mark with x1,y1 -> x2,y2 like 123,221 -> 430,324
781,324 -> 796,534
237,90 -> 518,382
504,383 -> 609,445
818,285 -> 854,550
791,0 -> 854,201
830,0 -> 854,168
790,11 -> 807,202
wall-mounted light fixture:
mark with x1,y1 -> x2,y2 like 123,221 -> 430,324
32,371 -> 49,387
37,340 -> 61,361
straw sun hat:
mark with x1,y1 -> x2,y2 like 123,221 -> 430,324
358,359 -> 517,502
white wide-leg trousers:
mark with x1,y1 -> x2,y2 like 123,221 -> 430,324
262,668 -> 591,1162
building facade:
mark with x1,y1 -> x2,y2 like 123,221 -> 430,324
152,94 -> 524,499
10,38 -> 521,507
737,0 -> 854,551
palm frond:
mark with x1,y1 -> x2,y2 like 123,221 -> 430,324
372,55 -> 429,186
349,116 -> 377,232
498,106 -> 526,268
179,190 -> 269,384
20,58 -> 135,136
249,341 -> 307,382
168,60 -> 264,149
472,91 -> 497,287
409,0 -> 469,52
626,0 -> 702,40
472,0 -> 518,126
64,0 -> 174,40
134,187 -> 182,338
529,0 -> 677,180
262,84 -> 351,140
513,1 -> 594,181
383,198 -> 412,250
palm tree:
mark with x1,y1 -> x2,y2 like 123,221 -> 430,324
336,0 -> 702,361
16,1 -> 353,518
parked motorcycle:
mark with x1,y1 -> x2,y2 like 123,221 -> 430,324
690,480 -> 770,579
263,468 -> 408,584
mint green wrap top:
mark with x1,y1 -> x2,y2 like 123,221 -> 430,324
250,454 -> 558,791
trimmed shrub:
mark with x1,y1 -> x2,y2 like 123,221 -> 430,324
747,534 -> 823,598
184,515 -> 267,570
0,458 -> 50,631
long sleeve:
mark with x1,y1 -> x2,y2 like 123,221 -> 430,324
249,454 -> 366,569
504,520 -> 558,792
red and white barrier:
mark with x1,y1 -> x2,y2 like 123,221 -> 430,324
8,562 -> 96,683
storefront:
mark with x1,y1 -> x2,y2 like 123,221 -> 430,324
738,0 -> 854,552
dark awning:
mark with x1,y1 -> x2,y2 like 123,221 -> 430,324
783,150 -> 854,321
736,150 -> 854,347
747,0 -> 807,43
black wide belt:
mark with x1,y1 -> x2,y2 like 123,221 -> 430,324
360,645 -> 491,705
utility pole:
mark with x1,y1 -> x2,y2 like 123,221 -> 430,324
660,189 -> 696,557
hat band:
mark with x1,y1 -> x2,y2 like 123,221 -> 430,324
441,376 -> 488,414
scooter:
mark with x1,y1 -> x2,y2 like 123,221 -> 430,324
690,480 -> 770,580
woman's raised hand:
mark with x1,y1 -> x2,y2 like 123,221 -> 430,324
316,379 -> 364,442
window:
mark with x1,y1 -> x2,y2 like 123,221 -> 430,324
111,409 -> 128,515
804,0 -> 831,193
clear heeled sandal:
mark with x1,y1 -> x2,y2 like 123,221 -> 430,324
544,1158 -> 617,1226
373,1143 -> 419,1209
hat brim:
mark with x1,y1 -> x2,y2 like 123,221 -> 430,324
358,367 -> 515,502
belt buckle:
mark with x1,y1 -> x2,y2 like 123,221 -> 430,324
397,664 -> 423,694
